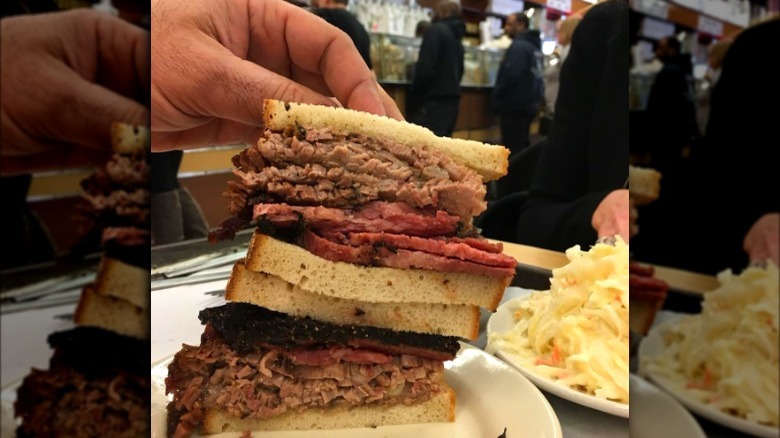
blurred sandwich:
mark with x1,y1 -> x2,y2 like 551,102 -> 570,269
76,123 -> 151,254
165,100 -> 516,436
629,261 -> 669,335
14,123 -> 150,438
627,165 -> 667,335
628,165 -> 661,206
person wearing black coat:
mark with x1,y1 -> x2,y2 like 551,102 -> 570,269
491,12 -> 544,157
631,17 -> 780,275
312,0 -> 372,70
515,0 -> 630,252
408,0 -> 465,137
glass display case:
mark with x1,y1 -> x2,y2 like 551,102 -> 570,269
370,32 -> 506,87
463,45 -> 505,87
370,33 -> 421,82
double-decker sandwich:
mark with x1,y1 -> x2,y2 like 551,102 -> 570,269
165,100 -> 516,436
14,124 -> 150,437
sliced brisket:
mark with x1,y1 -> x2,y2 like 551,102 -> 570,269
166,329 -> 446,438
228,128 -> 486,222
303,229 -> 516,278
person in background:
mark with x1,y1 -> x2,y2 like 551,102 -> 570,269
407,0 -> 465,137
543,16 -> 581,118
515,0 -> 629,250
632,17 -> 780,274
491,11 -> 544,157
695,38 -> 732,136
150,151 -> 210,245
311,0 -> 372,70
644,35 -> 698,175
415,20 -> 431,38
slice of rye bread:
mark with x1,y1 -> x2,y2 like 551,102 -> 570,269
226,261 -> 480,340
200,385 -> 455,434
262,99 -> 509,182
73,285 -> 149,339
244,232 -> 508,311
93,256 -> 149,309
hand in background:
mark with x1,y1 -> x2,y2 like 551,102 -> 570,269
1,9 -> 149,175
592,189 -> 631,243
744,213 -> 780,267
151,0 -> 402,151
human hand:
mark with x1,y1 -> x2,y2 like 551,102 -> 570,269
629,197 -> 639,239
1,10 -> 150,175
151,0 -> 402,151
743,213 -> 779,267
592,189 -> 630,243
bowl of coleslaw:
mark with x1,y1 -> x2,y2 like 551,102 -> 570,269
486,237 -> 630,415
639,262 -> 779,436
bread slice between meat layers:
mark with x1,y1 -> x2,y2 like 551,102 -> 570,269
227,261 -> 480,340
201,385 -> 456,434
73,285 -> 148,339
262,99 -> 509,182
92,256 -> 150,309
243,232 -> 507,311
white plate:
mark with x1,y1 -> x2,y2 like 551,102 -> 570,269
629,373 -> 706,438
486,290 -> 630,418
638,319 -> 780,438
151,342 -> 563,437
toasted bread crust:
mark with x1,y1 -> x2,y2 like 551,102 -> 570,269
200,385 -> 455,434
73,285 -> 148,339
244,232 -> 508,311
226,262 -> 480,339
110,123 -> 150,154
262,99 -> 509,182
93,257 -> 149,309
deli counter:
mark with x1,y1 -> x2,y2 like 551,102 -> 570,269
370,32 -> 505,142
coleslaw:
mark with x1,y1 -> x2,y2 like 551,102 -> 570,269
487,237 -> 629,403
641,262 -> 779,427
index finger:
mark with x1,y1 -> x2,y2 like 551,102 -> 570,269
254,0 -> 401,120
68,9 -> 150,106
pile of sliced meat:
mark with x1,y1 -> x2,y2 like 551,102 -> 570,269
14,327 -> 150,438
213,128 -> 517,278
15,368 -> 149,438
78,148 -> 150,247
227,129 -> 486,222
167,304 -> 451,438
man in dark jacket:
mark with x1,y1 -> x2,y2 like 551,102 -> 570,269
408,0 -> 465,137
644,35 -> 698,175
312,0 -> 372,69
491,12 -> 544,156
515,0 -> 628,251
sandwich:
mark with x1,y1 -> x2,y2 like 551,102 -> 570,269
628,164 -> 661,206
74,123 -> 151,265
628,261 -> 669,335
627,164 -> 667,334
165,100 -> 516,436
14,123 -> 151,437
